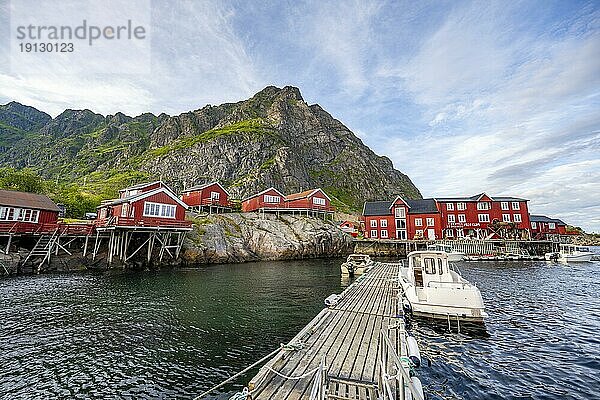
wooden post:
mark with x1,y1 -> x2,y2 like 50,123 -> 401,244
83,234 -> 89,257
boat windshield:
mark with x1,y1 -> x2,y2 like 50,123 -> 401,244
577,247 -> 589,252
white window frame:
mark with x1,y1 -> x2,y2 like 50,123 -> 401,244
512,202 -> 520,210
501,202 -> 509,210
478,213 -> 490,223
380,230 -> 388,238
456,229 -> 465,238
143,201 -> 176,219
458,214 -> 466,223
380,219 -> 388,228
531,222 -> 537,229
370,219 -> 377,228
457,202 -> 466,211
312,197 -> 326,205
394,207 -> 406,218
370,230 -> 378,238
446,203 -> 454,211
121,203 -> 129,217
513,214 -> 522,223
415,229 -> 423,237
446,229 -> 454,237
211,191 -> 220,200
264,195 -> 280,203
549,222 -> 556,229
502,214 -> 511,222
415,218 -> 422,227
477,202 -> 489,210
447,214 -> 455,223
426,217 -> 435,226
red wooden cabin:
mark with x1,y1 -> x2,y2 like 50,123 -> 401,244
530,215 -> 567,239
241,187 -> 286,212
181,182 -> 231,212
285,188 -> 333,212
96,183 -> 191,229
0,189 -> 60,233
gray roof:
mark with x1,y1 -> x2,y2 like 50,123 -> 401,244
435,193 -> 528,202
0,189 -> 60,212
530,215 -> 566,225
362,201 -> 393,216
405,199 -> 439,214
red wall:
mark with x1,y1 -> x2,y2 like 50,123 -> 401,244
242,189 -> 284,212
286,190 -> 332,211
182,183 -> 229,207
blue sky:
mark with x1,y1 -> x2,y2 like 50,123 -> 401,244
0,0 -> 599,231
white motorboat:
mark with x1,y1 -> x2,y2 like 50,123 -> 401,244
340,254 -> 373,276
400,251 -> 487,323
426,243 -> 465,262
545,244 -> 593,263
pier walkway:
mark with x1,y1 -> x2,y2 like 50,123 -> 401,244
247,262 -> 422,399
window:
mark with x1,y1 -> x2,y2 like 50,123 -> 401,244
549,223 -> 555,229
370,230 -> 377,238
446,229 -> 454,237
121,203 -> 129,217
16,209 -> 39,223
502,214 -> 511,222
143,202 -> 176,218
477,202 -> 490,210
456,229 -> 465,238
437,258 -> 444,275
395,207 -> 406,218
426,217 -> 435,226
396,219 -> 406,229
512,202 -> 520,210
458,214 -> 466,222
513,214 -> 522,223
424,258 -> 436,274
415,229 -> 423,237
211,191 -> 220,200
501,202 -> 509,210
478,214 -> 490,222
312,197 -> 326,205
380,219 -> 388,228
380,230 -> 388,238
415,218 -> 423,226
448,215 -> 455,223
446,203 -> 454,211
370,219 -> 377,228
457,202 -> 466,211
264,195 -> 280,203
531,222 -> 537,229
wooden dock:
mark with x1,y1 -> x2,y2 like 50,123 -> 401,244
247,262 -> 423,399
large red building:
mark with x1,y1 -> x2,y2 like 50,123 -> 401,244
362,193 -> 532,240
241,187 -> 334,215
181,182 -> 230,212
96,182 -> 191,229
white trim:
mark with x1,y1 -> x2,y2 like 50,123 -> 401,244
380,229 -> 388,238
143,201 -> 176,219
182,181 -> 231,196
243,187 -> 285,202
389,196 -> 410,209
475,192 -> 494,201
513,214 -> 522,223
119,187 -> 189,209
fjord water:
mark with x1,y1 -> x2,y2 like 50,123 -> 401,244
1,254 -> 599,399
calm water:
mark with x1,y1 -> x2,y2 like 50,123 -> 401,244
1,252 -> 600,399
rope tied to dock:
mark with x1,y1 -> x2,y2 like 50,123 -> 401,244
280,340 -> 304,351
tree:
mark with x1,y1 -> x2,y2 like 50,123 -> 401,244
0,167 -> 45,193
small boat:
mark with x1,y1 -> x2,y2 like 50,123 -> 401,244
545,244 -> 593,263
426,243 -> 465,262
400,251 -> 487,324
340,254 -> 373,276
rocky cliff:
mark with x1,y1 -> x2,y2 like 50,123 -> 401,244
0,86 -> 421,211
182,212 -> 353,264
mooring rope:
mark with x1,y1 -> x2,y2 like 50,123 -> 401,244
193,341 -> 305,399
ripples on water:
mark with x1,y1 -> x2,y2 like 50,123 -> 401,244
1,252 -> 600,399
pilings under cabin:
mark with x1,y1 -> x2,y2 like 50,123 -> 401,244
247,262 -> 424,399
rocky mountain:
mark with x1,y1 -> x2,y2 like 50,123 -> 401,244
0,86 -> 421,210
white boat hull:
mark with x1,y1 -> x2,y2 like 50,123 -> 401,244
560,253 -> 593,262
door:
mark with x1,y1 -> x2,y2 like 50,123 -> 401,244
427,229 -> 435,240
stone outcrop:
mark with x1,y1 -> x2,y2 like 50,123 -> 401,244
182,212 -> 354,264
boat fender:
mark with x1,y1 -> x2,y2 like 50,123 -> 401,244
324,294 -> 340,307
407,334 -> 421,368
405,376 -> 424,400
403,300 -> 413,316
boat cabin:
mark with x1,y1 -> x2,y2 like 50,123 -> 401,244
560,244 -> 590,254
407,251 -> 457,289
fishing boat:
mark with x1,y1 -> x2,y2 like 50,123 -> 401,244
545,244 -> 593,262
340,254 -> 373,276
426,243 -> 465,262
400,251 -> 487,324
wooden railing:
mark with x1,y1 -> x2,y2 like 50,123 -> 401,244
0,222 -> 95,235
94,216 -> 193,229
261,202 -> 335,212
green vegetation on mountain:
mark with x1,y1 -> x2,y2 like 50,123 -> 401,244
0,86 -> 422,217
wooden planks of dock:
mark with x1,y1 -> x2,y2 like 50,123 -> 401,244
247,262 -> 408,399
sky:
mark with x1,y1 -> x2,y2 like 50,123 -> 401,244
0,0 -> 599,231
